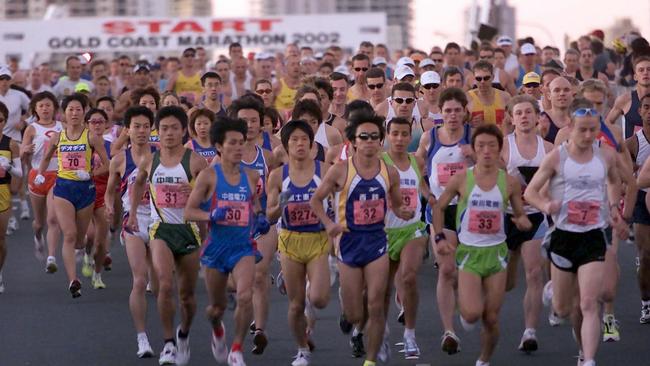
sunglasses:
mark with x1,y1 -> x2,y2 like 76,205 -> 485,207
572,108 -> 599,117
367,83 -> 384,90
394,97 -> 415,104
356,132 -> 381,141
88,118 -> 106,124
432,59 -> 443,63
354,67 -> 369,72
524,82 -> 540,88
475,75 -> 492,82
422,83 -> 440,90
256,89 -> 273,95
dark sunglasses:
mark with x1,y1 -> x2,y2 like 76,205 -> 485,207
422,83 -> 440,90
432,59 -> 443,63
356,132 -> 381,141
394,97 -> 415,104
354,67 -> 369,72
367,83 -> 384,90
256,89 -> 273,95
475,76 -> 492,82
524,82 -> 540,88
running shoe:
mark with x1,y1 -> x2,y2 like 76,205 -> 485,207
82,254 -> 94,278
20,200 -> 30,220
549,311 -> 567,326
159,342 -> 177,365
349,333 -> 365,358
175,325 -> 191,365
476,360 -> 490,366
276,271 -> 287,295
640,304 -> 650,324
252,329 -> 267,355
146,282 -> 153,294
137,334 -> 154,358
378,329 -> 390,362
441,331 -> 461,354
103,253 -> 112,271
291,349 -> 311,366
339,313 -> 353,334
92,272 -> 106,289
45,256 -> 57,273
227,350 -> 245,366
0,272 -> 4,294
6,216 -> 17,235
33,233 -> 45,261
249,321 -> 256,334
542,280 -> 553,307
69,279 -> 82,298
211,322 -> 228,363
576,350 -> 584,366
602,314 -> 620,342
518,328 -> 538,352
403,336 -> 420,360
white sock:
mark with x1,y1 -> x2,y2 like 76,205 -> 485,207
352,327 -> 362,337
403,328 -> 415,339
642,300 -> 650,307
137,332 -> 148,341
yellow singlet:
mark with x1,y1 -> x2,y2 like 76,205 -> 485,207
57,128 -> 93,181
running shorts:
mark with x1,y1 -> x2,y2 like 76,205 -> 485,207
338,230 -> 387,268
456,242 -> 508,278
504,212 -> 548,251
201,237 -> 261,274
278,229 -> 330,264
545,227 -> 607,273
52,177 -> 95,210
386,221 -> 427,261
28,169 -> 56,197
149,221 -> 201,256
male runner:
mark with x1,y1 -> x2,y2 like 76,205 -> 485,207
607,55 -> 650,139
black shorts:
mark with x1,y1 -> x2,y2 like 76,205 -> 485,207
633,190 -> 650,225
505,212 -> 547,251
546,227 -> 607,273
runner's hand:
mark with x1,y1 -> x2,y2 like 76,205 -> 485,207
75,170 -> 91,181
252,212 -> 270,237
279,191 -> 291,211
34,174 -> 46,186
544,200 -> 562,215
105,204 -> 114,222
610,209 -> 628,241
325,221 -> 344,238
126,214 -> 139,233
436,239 -> 452,256
511,214 -> 532,231
396,207 -> 416,221
20,143 -> 35,156
210,206 -> 228,221
0,157 -> 11,171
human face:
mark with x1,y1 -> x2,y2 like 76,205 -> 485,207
203,77 -> 221,101
511,102 -> 537,132
542,49 -> 555,65
255,82 -> 273,107
193,115 -> 211,139
444,48 -> 460,66
549,78 -> 572,109
542,73 -> 559,100
230,46 -> 243,59
473,133 -> 501,166
522,82 -> 541,98
215,62 -> 230,79
579,49 -> 594,68
493,52 -> 506,69
316,89 -> 331,112
640,98 -> 650,126
262,116 -> 274,134
391,90 -> 416,118
197,48 -> 207,63
445,74 -> 463,89
67,59 -> 82,80
91,63 -> 107,80
366,77 -> 385,100
422,81 -> 440,101
162,95 -> 180,107
218,131 -> 245,164
97,100 -> 114,122
359,46 -> 373,58
582,90 -> 606,115
318,66 -> 333,78
35,98 -> 54,121
96,79 -> 110,97
352,59 -> 369,84
634,61 -> 650,87
237,109 -> 261,140
285,44 -> 299,58
474,69 -> 492,92
353,122 -> 381,157
376,46 -> 388,59
570,115 -> 600,149
287,128 -> 311,160
387,122 -> 411,153
331,79 -> 348,105
166,60 -> 179,74
158,116 -> 185,148
441,99 -> 465,129
233,58 -> 248,78
286,57 -> 301,78
64,100 -> 84,126
127,115 -> 151,145
478,51 -> 494,64
257,60 -> 273,79
87,112 -> 107,137
119,58 -> 132,75
182,50 -> 195,68
564,54 -> 578,72
133,70 -> 150,88
298,113 -> 319,133
139,94 -> 157,113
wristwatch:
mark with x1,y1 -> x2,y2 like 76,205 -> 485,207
434,232 -> 446,244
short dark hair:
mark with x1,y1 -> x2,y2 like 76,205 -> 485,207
443,67 -> 464,84
254,79 -> 272,90
228,42 -> 242,52
131,87 -> 160,110
438,87 -> 468,109
263,107 -> 283,132
124,106 -> 154,128
281,120 -> 314,151
471,123 -> 503,151
155,105 -> 188,130
62,93 -> 89,111
352,54 -> 370,63
472,60 -> 494,74
0,101 -> 8,120
386,117 -> 412,134
189,108 -> 216,136
314,78 -> 334,101
84,108 -> 108,123
444,42 -> 461,54
291,99 -> 322,124
365,67 -> 385,81
640,93 -> 650,105
345,110 -> 385,143
228,95 -> 265,122
200,71 -> 222,86
211,116 -> 247,146
329,72 -> 349,84
30,91 -> 59,120
345,99 -> 374,120
391,82 -> 416,97
294,85 -> 321,103
96,96 -> 115,108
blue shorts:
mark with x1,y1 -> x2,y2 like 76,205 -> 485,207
53,177 -> 95,210
201,238 -> 262,274
338,230 -> 387,268
633,190 -> 650,225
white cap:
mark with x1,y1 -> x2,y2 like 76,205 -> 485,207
315,52 -> 324,59
419,58 -> 435,68
255,52 -> 273,61
394,65 -> 415,80
420,71 -> 441,85
396,56 -> 415,68
520,43 -> 536,55
372,56 -> 387,66
300,56 -> 317,64
496,36 -> 513,46
0,65 -> 12,79
334,65 -> 350,76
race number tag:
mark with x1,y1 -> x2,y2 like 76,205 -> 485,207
155,184 -> 189,208
61,151 -> 86,170
401,188 -> 418,210
287,202 -> 319,226
437,162 -> 466,186
353,199 -> 385,225
217,201 -> 250,226
468,210 -> 501,234
567,201 -> 600,226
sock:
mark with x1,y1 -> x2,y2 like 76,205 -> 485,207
213,324 -> 224,338
362,360 -> 376,366
177,328 -> 189,339
164,338 -> 176,346
231,342 -> 242,352
404,328 -> 415,339
524,327 -> 536,335
642,300 -> 650,307
137,332 -> 147,341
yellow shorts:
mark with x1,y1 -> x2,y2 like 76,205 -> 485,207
0,184 -> 10,212
278,229 -> 330,264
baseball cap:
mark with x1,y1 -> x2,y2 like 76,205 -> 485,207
591,29 -> 605,41
255,52 -> 273,61
314,52 -> 324,60
333,65 -> 350,76
419,58 -> 435,68
522,72 -> 541,85
520,43 -> 536,55
372,57 -> 387,66
420,71 -> 441,85
543,59 -> 564,70
396,56 -> 415,68
395,65 -> 415,80
133,63 -> 151,73
300,56 -> 317,65
496,36 -> 513,47
0,65 -> 12,79
75,82 -> 91,93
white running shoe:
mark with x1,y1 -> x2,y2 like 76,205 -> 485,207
6,216 -> 17,235
542,280 -> 553,307
378,328 -> 391,362
92,272 -> 106,289
137,334 -> 154,358
211,322 -> 228,363
440,331 -> 461,355
20,200 -> 30,220
227,350 -> 246,366
460,315 -> 478,332
403,336 -> 420,360
518,328 -> 538,352
291,349 -> 311,366
476,360 -> 490,366
159,342 -> 176,365
175,325 -> 191,365
548,311 -> 566,326
33,233 -> 45,261
45,256 -> 58,274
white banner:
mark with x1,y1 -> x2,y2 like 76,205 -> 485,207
0,13 -> 387,54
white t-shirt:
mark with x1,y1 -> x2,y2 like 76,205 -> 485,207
53,77 -> 94,98
505,53 -> 519,74
0,88 -> 30,141
27,84 -> 54,94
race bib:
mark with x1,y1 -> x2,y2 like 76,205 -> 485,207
567,200 -> 600,226
437,162 -> 466,186
401,187 -> 418,210
353,199 -> 385,225
287,202 -> 319,226
155,184 -> 189,208
217,200 -> 250,226
61,151 -> 86,170
468,209 -> 501,234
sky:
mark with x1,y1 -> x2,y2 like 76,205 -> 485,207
212,0 -> 650,51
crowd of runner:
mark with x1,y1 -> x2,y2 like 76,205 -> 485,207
1,28 -> 650,366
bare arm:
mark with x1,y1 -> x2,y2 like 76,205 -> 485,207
310,162 -> 345,235
265,166 -> 282,222
184,167 -> 216,222
36,132 -> 60,175
104,152 -> 125,221
89,134 -> 110,176
523,149 -> 559,214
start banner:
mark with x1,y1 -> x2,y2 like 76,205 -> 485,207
0,13 -> 386,54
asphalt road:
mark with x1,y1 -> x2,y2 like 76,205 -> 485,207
0,211 -> 648,366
